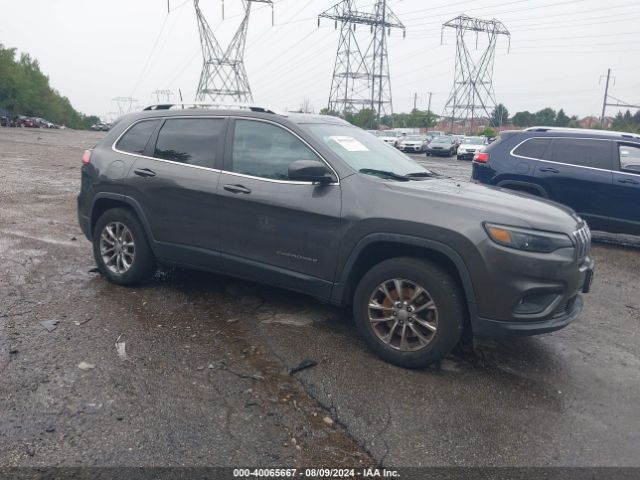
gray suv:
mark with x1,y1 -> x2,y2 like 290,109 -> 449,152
77,105 -> 594,368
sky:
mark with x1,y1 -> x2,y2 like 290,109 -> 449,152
1,0 -> 639,121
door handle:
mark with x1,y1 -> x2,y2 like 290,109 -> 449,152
223,184 -> 251,194
617,178 -> 639,185
539,167 -> 559,173
134,168 -> 156,178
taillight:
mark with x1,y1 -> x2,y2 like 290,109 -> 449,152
474,152 -> 489,163
82,149 -> 92,164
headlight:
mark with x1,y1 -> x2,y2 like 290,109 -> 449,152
484,223 -> 573,253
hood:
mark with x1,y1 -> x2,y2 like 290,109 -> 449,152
383,178 -> 581,233
429,141 -> 451,147
459,143 -> 485,149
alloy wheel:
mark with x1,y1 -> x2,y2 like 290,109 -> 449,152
368,278 -> 438,351
99,222 -> 135,274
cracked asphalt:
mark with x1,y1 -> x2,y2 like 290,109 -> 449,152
1,128 -> 639,468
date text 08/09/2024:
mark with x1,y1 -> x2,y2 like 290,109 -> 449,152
233,468 -> 400,478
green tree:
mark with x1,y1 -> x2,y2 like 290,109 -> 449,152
512,111 -> 535,128
0,43 -> 97,128
490,104 -> 509,127
478,127 -> 497,137
555,109 -> 570,127
534,108 -> 556,126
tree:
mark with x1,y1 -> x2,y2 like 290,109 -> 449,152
555,109 -> 570,127
534,108 -> 556,126
490,104 -> 509,127
478,127 -> 496,138
512,111 -> 535,128
297,97 -> 314,114
0,43 -> 95,128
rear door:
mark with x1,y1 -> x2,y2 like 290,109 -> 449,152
610,143 -> 640,234
216,118 -> 342,299
534,137 -> 613,230
123,117 -> 227,262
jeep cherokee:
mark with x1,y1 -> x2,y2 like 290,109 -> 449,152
77,105 -> 594,368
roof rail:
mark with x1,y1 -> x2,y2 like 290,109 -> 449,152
142,102 -> 286,116
524,126 -> 640,139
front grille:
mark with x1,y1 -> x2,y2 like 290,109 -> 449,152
573,224 -> 591,260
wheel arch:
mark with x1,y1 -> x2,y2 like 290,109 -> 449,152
495,179 -> 548,198
332,234 -> 477,321
90,193 -> 155,248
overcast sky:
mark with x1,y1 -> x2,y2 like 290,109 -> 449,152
1,0 -> 639,121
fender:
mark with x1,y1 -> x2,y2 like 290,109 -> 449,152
90,192 -> 157,252
330,233 -> 477,316
496,180 -> 548,198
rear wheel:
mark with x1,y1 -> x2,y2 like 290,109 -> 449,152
353,257 -> 465,368
93,208 -> 156,286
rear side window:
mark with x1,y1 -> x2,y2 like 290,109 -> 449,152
548,138 -> 612,169
512,137 -> 552,159
116,120 -> 160,155
154,118 -> 225,168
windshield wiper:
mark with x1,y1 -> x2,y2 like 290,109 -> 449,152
404,171 -> 438,178
359,169 -> 411,181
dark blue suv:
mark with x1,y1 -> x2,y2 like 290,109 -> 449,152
472,127 -> 640,235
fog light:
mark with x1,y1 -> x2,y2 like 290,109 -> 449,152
513,293 -> 558,315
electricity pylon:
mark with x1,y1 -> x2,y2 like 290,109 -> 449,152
152,89 -> 174,103
194,0 -> 273,103
320,0 -> 405,126
441,15 -> 510,133
112,97 -> 138,115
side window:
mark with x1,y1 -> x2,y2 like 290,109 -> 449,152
548,138 -> 612,169
619,144 -> 640,174
231,120 -> 320,180
512,137 -> 552,159
153,118 -> 225,168
116,120 -> 160,155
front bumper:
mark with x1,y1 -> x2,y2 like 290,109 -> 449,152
472,295 -> 583,337
427,148 -> 451,156
401,145 -> 424,152
457,151 -> 475,159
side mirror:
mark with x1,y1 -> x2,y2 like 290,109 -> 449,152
288,160 -> 335,184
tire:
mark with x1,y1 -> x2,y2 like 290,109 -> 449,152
92,207 -> 156,286
426,152 -> 431,157
456,155 -> 462,160
353,257 -> 465,368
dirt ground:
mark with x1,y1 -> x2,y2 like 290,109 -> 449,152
1,128 -> 639,469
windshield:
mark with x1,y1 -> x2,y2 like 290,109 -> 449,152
303,124 -> 430,177
405,135 -> 424,141
432,136 -> 450,143
463,137 -> 485,144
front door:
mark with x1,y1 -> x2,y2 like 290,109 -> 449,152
610,142 -> 640,234
217,118 -> 342,299
534,137 -> 613,230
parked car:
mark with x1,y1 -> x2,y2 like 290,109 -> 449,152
78,106 -> 593,368
426,136 -> 457,157
33,117 -> 55,128
472,126 -> 640,235
14,115 -> 36,128
0,116 -> 9,127
457,136 -> 488,160
398,135 -> 429,153
90,123 -> 110,132
377,132 -> 399,147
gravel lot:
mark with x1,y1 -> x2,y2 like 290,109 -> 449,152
1,128 -> 639,468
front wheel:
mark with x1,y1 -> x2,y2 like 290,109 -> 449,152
353,257 -> 465,368
93,208 -> 157,286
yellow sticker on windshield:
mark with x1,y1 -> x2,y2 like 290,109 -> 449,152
329,136 -> 370,152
